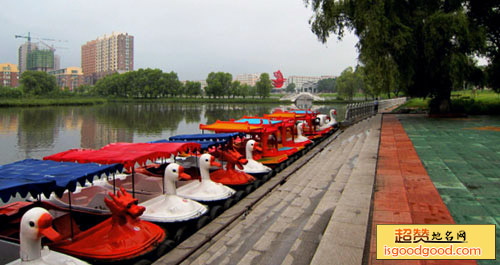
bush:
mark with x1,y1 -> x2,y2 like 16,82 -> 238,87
0,86 -> 23,98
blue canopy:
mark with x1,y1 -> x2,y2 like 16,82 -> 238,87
235,118 -> 282,125
169,132 -> 244,142
152,139 -> 227,150
290,110 -> 313,114
0,159 -> 123,203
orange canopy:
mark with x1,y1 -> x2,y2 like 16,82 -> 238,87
264,112 -> 305,119
200,120 -> 277,133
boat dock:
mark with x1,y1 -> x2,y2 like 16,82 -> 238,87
155,114 -> 382,265
154,107 -> 495,265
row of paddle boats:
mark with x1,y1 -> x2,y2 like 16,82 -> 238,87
0,108 -> 338,265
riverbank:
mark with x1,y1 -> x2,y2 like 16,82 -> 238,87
0,96 -> 354,107
0,97 -> 107,107
396,90 -> 500,115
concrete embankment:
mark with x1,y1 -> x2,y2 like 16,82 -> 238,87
154,115 -> 382,265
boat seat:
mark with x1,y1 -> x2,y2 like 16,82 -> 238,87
73,195 -> 88,205
87,193 -> 108,211
53,214 -> 81,240
135,176 -> 163,193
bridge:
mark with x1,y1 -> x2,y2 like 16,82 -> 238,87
280,92 -> 324,102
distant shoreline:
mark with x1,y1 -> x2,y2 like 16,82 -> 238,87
0,97 -> 351,108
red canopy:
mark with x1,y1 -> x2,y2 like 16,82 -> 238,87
100,142 -> 199,155
44,142 -> 200,171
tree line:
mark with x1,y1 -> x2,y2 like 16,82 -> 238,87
306,0 -> 500,113
1,69 -> 273,99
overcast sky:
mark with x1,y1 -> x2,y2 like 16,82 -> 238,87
0,0 -> 359,80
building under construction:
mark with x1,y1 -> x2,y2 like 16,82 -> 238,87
16,33 -> 62,74
18,42 -> 60,74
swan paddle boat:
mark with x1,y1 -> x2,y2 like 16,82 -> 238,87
43,142 -> 200,201
316,109 -> 338,133
278,109 -> 331,139
237,140 -> 272,179
0,159 -> 166,264
200,119 -> 290,168
176,154 -> 235,204
44,143 -> 215,225
140,163 -> 208,224
7,207 -> 89,265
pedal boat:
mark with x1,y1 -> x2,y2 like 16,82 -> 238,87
0,159 -> 165,264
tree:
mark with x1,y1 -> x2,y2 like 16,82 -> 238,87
205,72 -> 232,98
336,67 -> 359,100
185,81 -> 202,97
285,83 -> 296,93
316,78 -> 336,93
75,84 -> 92,94
240,84 -> 251,98
466,1 -> 500,93
230,81 -> 241,98
163,71 -> 182,97
306,0 -> 484,113
255,73 -> 272,99
20,71 -> 57,96
249,86 -> 257,98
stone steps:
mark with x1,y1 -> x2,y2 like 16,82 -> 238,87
310,115 -> 381,265
278,123 -> 370,265
170,116 -> 382,265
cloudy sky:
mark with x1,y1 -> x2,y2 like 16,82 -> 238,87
1,0 -> 359,80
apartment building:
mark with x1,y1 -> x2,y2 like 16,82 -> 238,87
48,66 -> 84,91
0,63 -> 19,87
81,32 -> 134,84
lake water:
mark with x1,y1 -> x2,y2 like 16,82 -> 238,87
0,102 -> 346,165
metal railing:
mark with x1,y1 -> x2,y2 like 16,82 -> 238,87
378,97 -> 407,112
344,102 -> 375,122
344,97 -> 407,122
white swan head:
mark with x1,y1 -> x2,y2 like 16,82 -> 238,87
19,207 -> 61,261
199,154 -> 221,180
165,163 -> 191,182
297,122 -> 304,135
247,140 -> 262,153
330,109 -> 337,118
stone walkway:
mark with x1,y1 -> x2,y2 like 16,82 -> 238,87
368,114 -> 476,265
399,114 -> 500,265
154,112 -> 491,265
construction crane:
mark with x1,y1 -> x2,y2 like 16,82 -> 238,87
15,32 -> 68,72
15,32 -> 68,51
15,32 -> 33,54
38,40 -> 68,52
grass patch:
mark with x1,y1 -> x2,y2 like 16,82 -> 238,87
395,90 -> 500,115
0,97 -> 107,107
107,97 -> 290,104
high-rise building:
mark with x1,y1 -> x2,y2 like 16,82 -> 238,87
27,49 -> 54,72
18,42 -> 38,74
234,73 -> 259,86
18,42 -> 60,74
48,67 -> 84,91
0,63 -> 19,87
54,55 -> 61,71
81,32 -> 134,84
81,40 -> 96,84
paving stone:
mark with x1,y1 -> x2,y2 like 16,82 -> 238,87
331,204 -> 370,226
253,231 -> 278,251
311,243 -> 364,265
281,205 -> 305,220
237,250 -> 261,265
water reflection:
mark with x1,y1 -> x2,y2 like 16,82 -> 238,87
0,102 -> 346,165
18,108 -> 59,153
294,98 -> 313,109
